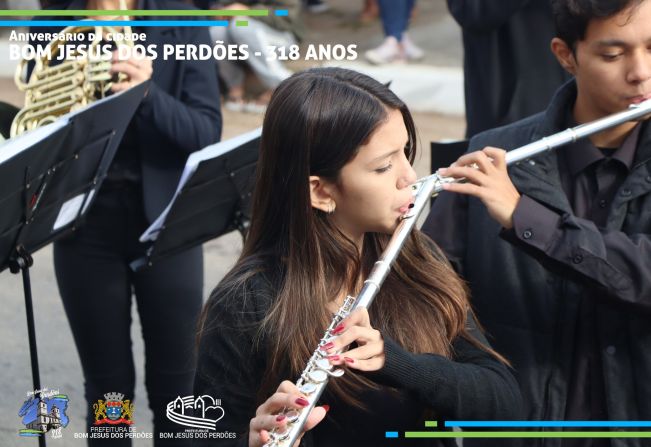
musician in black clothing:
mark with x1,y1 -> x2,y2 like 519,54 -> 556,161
424,1 -> 651,446
194,67 -> 522,447
448,0 -> 570,138
31,0 -> 222,444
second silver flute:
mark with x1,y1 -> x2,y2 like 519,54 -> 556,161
263,98 -> 651,447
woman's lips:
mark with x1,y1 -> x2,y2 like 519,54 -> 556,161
398,201 -> 414,214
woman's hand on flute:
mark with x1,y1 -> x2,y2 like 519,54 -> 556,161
249,380 -> 328,447
323,308 -> 386,371
438,147 -> 521,229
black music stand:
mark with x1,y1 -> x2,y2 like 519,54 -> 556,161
132,128 -> 260,270
0,101 -> 19,140
0,83 -> 146,445
430,140 -> 468,206
430,140 -> 469,172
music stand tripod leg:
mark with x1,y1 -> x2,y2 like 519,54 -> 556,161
9,245 -> 46,447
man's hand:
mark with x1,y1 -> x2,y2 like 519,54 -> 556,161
438,147 -> 521,229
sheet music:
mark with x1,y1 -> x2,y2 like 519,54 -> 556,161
139,127 -> 262,243
0,119 -> 68,164
52,193 -> 86,231
0,88 -> 134,164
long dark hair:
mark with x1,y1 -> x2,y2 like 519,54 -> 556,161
199,67 -> 500,407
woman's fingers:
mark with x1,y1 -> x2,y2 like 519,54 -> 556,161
250,413 -> 287,434
303,405 -> 328,431
321,324 -> 381,354
256,391 -> 310,417
322,313 -> 385,371
330,343 -> 386,371
335,307 -> 370,330
250,380 -> 317,447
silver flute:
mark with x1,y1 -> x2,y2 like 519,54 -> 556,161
263,98 -> 651,447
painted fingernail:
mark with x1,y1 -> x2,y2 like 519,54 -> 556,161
276,414 -> 286,422
296,397 -> 309,407
332,324 -> 345,335
321,404 -> 330,413
320,342 -> 335,351
344,357 -> 354,364
327,355 -> 340,361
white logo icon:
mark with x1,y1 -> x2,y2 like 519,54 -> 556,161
166,395 -> 224,431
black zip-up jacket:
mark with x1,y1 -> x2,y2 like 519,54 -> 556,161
423,80 -> 651,447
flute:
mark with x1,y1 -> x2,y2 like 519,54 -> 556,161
263,98 -> 651,447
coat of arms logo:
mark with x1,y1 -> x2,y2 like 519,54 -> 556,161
93,392 -> 134,425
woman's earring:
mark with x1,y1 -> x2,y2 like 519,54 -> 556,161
328,203 -> 336,214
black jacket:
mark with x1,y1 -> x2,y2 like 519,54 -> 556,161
194,260 -> 522,447
423,80 -> 651,447
31,0 -> 222,222
448,0 -> 570,137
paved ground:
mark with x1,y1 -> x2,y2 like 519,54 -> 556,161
0,2 -> 466,445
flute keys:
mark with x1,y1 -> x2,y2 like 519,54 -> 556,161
300,382 -> 318,394
275,427 -> 290,440
285,409 -> 300,423
328,368 -> 345,378
315,358 -> 331,370
308,369 -> 328,383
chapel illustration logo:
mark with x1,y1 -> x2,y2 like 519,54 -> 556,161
166,395 -> 224,430
18,388 -> 69,439
93,392 -> 134,425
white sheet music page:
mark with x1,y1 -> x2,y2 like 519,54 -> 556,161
139,127 -> 262,243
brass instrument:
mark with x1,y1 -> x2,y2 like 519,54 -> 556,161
11,17 -> 134,137
263,97 -> 651,447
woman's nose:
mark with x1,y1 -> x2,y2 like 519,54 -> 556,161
398,161 -> 418,189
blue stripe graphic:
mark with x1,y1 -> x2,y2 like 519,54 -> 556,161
446,421 -> 651,428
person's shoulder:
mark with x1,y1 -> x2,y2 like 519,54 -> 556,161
469,112 -> 545,152
205,256 -> 277,324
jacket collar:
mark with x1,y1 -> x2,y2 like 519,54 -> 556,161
507,80 -> 575,214
510,80 -> 651,217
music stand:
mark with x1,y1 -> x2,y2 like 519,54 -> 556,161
430,140 -> 468,207
430,140 -> 469,172
133,127 -> 261,270
0,101 -> 19,140
0,83 -> 146,445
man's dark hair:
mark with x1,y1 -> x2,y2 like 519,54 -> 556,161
551,0 -> 645,49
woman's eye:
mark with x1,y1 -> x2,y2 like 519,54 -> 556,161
375,163 -> 393,173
